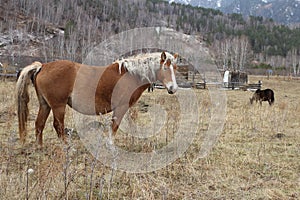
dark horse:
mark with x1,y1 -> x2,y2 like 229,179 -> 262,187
17,52 -> 178,146
250,88 -> 274,106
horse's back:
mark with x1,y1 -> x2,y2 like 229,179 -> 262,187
264,89 -> 274,98
265,88 -> 274,95
37,60 -> 78,82
261,88 -> 275,104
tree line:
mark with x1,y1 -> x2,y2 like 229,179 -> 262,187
1,0 -> 299,75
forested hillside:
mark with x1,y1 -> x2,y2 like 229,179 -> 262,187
1,0 -> 300,75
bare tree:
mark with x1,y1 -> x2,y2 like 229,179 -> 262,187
211,38 -> 231,70
238,35 -> 251,71
287,48 -> 300,76
212,35 -> 252,71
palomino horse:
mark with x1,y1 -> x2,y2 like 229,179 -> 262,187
250,88 -> 275,106
17,52 -> 178,146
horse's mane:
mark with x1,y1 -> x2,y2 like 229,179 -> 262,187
115,52 -> 175,82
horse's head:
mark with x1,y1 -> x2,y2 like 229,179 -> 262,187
249,97 -> 254,104
157,52 -> 178,94
250,92 -> 259,104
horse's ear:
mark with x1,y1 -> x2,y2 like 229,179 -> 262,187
161,52 -> 167,62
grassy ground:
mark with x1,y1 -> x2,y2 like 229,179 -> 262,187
0,76 -> 299,199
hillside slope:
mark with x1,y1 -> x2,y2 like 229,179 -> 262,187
168,0 -> 300,25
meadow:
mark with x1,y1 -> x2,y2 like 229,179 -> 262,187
0,75 -> 299,199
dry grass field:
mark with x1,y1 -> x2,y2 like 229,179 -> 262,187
0,75 -> 299,199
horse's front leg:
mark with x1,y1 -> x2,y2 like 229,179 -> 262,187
112,105 -> 129,135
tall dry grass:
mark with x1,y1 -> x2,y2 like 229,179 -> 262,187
0,76 -> 299,199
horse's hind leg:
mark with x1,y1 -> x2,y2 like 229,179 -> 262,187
52,106 -> 67,144
268,99 -> 273,106
36,99 -> 51,146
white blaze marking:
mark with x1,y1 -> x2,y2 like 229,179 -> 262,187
170,65 -> 178,91
165,65 -> 178,92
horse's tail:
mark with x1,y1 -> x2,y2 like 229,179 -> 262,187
271,94 -> 275,105
16,61 -> 42,144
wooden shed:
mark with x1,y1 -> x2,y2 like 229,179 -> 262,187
221,70 -> 248,89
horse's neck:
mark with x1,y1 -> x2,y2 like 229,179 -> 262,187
116,58 -> 160,83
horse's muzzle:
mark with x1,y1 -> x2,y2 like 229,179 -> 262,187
168,90 -> 174,94
167,85 -> 177,94
165,81 -> 178,94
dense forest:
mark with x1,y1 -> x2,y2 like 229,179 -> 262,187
1,0 -> 300,75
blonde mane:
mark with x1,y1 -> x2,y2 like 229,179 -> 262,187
116,52 -> 176,82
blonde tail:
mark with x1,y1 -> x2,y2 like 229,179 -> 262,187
16,61 -> 42,144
